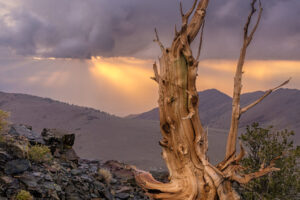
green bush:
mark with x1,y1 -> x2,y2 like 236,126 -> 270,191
28,145 -> 52,163
15,190 -> 33,200
0,134 -> 4,143
239,123 -> 300,200
0,109 -> 9,132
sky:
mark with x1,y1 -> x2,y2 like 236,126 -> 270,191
0,0 -> 299,116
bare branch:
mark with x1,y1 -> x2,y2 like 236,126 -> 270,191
153,28 -> 165,52
196,19 -> 205,61
240,78 -> 291,115
170,0 -> 209,57
230,160 -> 280,184
225,0 -> 263,160
179,0 -> 198,21
231,168 -> 279,184
235,142 -> 245,163
247,0 -> 263,46
185,0 -> 199,19
217,142 -> 245,171
179,2 -> 184,17
174,24 -> 179,37
150,62 -> 160,83
244,0 -> 257,39
186,0 -> 209,43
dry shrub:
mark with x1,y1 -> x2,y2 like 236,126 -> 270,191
28,145 -> 52,163
98,168 -> 112,184
15,190 -> 33,200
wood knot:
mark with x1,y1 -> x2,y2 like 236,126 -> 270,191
159,137 -> 169,148
178,144 -> 188,155
197,9 -> 206,16
167,117 -> 176,130
191,95 -> 198,106
199,139 -> 204,146
188,59 -> 194,66
162,123 -> 171,134
167,97 -> 175,104
204,184 -> 210,192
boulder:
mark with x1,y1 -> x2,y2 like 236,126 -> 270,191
41,128 -> 78,163
41,128 -> 75,148
0,150 -> 12,168
19,172 -> 39,188
8,124 -> 44,145
4,136 -> 29,159
0,176 -> 16,186
4,159 -> 31,175
115,192 -> 130,200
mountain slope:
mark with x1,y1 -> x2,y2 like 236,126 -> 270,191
126,89 -> 232,122
0,89 -> 298,170
130,88 -> 300,143
0,91 -> 164,169
239,89 -> 300,132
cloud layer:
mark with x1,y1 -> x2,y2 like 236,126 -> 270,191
0,0 -> 299,60
0,57 -> 299,116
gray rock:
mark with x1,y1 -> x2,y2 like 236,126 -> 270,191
115,192 -> 130,200
43,181 -> 56,190
19,173 -> 40,188
64,148 -> 79,162
41,128 -> 75,147
44,174 -> 53,181
41,128 -> 78,163
71,169 -> 81,176
4,136 -> 29,159
4,159 -> 31,175
8,124 -> 44,145
54,183 -> 62,192
0,150 -> 12,167
80,174 -> 92,182
32,172 -> 43,177
0,176 -> 20,197
0,176 -> 14,185
94,180 -> 105,190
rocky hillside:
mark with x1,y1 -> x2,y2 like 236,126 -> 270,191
0,124 -> 168,200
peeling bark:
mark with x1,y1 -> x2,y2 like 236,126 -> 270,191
133,0 -> 287,199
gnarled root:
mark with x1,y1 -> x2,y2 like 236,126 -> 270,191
134,168 -> 200,200
133,149 -> 279,200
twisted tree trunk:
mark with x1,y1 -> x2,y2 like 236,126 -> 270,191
133,0 -> 289,199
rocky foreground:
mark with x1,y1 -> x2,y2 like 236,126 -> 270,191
0,124 -> 168,200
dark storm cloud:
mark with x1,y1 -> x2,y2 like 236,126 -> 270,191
202,0 -> 300,60
0,0 -> 299,59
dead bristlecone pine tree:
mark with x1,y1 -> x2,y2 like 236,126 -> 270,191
132,0 -> 291,199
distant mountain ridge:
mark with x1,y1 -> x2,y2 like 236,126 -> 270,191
0,91 -> 119,131
0,89 -> 298,170
127,88 -> 300,135
0,91 -> 164,170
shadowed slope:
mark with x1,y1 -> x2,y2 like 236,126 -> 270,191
130,88 -> 300,138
